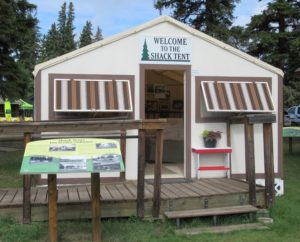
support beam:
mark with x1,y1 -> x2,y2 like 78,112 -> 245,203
152,129 -> 163,217
244,119 -> 256,206
137,129 -> 146,218
23,133 -> 32,224
263,123 -> 275,208
48,174 -> 57,242
91,173 -> 101,242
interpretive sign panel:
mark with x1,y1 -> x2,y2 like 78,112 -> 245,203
20,138 -> 124,174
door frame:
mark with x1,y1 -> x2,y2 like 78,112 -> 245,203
139,64 -> 192,178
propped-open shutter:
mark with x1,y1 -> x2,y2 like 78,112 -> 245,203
54,79 -> 133,112
201,81 -> 274,113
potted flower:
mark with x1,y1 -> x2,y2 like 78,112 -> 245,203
201,130 -> 222,148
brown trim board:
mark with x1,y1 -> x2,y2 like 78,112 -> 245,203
48,74 -> 135,120
34,71 -> 42,121
139,64 -> 192,179
277,74 -> 283,178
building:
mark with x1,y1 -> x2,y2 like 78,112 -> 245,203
33,16 -> 283,192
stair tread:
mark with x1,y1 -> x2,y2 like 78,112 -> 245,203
164,205 -> 258,218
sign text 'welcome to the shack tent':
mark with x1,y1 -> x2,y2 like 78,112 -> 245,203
140,36 -> 191,64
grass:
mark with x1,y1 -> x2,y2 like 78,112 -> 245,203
0,141 -> 299,241
0,150 -> 23,188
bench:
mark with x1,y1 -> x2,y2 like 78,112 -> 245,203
164,205 -> 259,229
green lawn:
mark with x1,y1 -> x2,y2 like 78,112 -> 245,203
0,142 -> 299,241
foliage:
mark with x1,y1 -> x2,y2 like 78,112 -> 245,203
79,21 -> 93,48
246,0 -> 300,107
93,26 -> 103,42
155,0 -> 240,43
0,0 -> 38,99
39,2 -> 103,62
201,130 -> 222,140
39,23 -> 61,62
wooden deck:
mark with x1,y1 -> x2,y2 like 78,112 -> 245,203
0,178 -> 265,222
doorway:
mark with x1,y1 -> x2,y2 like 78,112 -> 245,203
143,69 -> 185,178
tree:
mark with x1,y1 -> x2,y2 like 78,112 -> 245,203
56,1 -> 75,54
0,0 -> 38,99
246,0 -> 300,107
39,23 -> 61,62
93,26 -> 103,42
79,21 -> 93,48
155,0 -> 240,42
65,1 -> 76,51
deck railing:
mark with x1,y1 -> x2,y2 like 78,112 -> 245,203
0,119 -> 166,223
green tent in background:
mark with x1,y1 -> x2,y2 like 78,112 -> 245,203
19,99 -> 33,110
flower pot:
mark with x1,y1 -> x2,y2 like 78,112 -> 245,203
203,138 -> 217,148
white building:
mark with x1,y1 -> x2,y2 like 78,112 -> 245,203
33,16 -> 283,191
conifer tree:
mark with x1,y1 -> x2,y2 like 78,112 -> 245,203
94,26 -> 103,42
79,21 -> 93,48
65,1 -> 76,51
39,23 -> 61,61
155,0 -> 239,42
0,0 -> 38,99
246,0 -> 300,107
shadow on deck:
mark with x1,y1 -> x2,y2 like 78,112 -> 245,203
0,178 -> 265,222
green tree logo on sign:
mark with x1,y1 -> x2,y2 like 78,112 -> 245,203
141,39 -> 149,61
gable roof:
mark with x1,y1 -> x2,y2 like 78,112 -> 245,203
33,15 -> 284,77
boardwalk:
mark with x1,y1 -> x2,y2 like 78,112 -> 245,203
0,178 -> 265,221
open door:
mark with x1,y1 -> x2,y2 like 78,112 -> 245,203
144,69 -> 185,178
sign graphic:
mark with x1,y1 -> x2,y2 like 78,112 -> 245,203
20,138 -> 125,174
140,36 -> 191,64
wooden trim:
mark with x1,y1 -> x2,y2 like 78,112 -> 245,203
139,64 -> 191,179
277,75 -> 283,178
34,71 -> 42,121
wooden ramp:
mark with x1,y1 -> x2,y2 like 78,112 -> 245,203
0,178 -> 265,221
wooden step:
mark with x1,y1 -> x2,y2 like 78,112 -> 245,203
164,205 -> 259,229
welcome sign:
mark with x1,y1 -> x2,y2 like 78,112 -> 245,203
140,36 -> 191,64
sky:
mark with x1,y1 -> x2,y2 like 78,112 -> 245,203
30,0 -> 272,39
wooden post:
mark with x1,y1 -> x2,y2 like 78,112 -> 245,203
91,173 -> 101,242
48,174 -> 57,242
263,123 -> 275,208
244,118 -> 256,206
23,133 -> 32,224
152,129 -> 163,217
137,129 -> 146,218
120,129 -> 126,181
